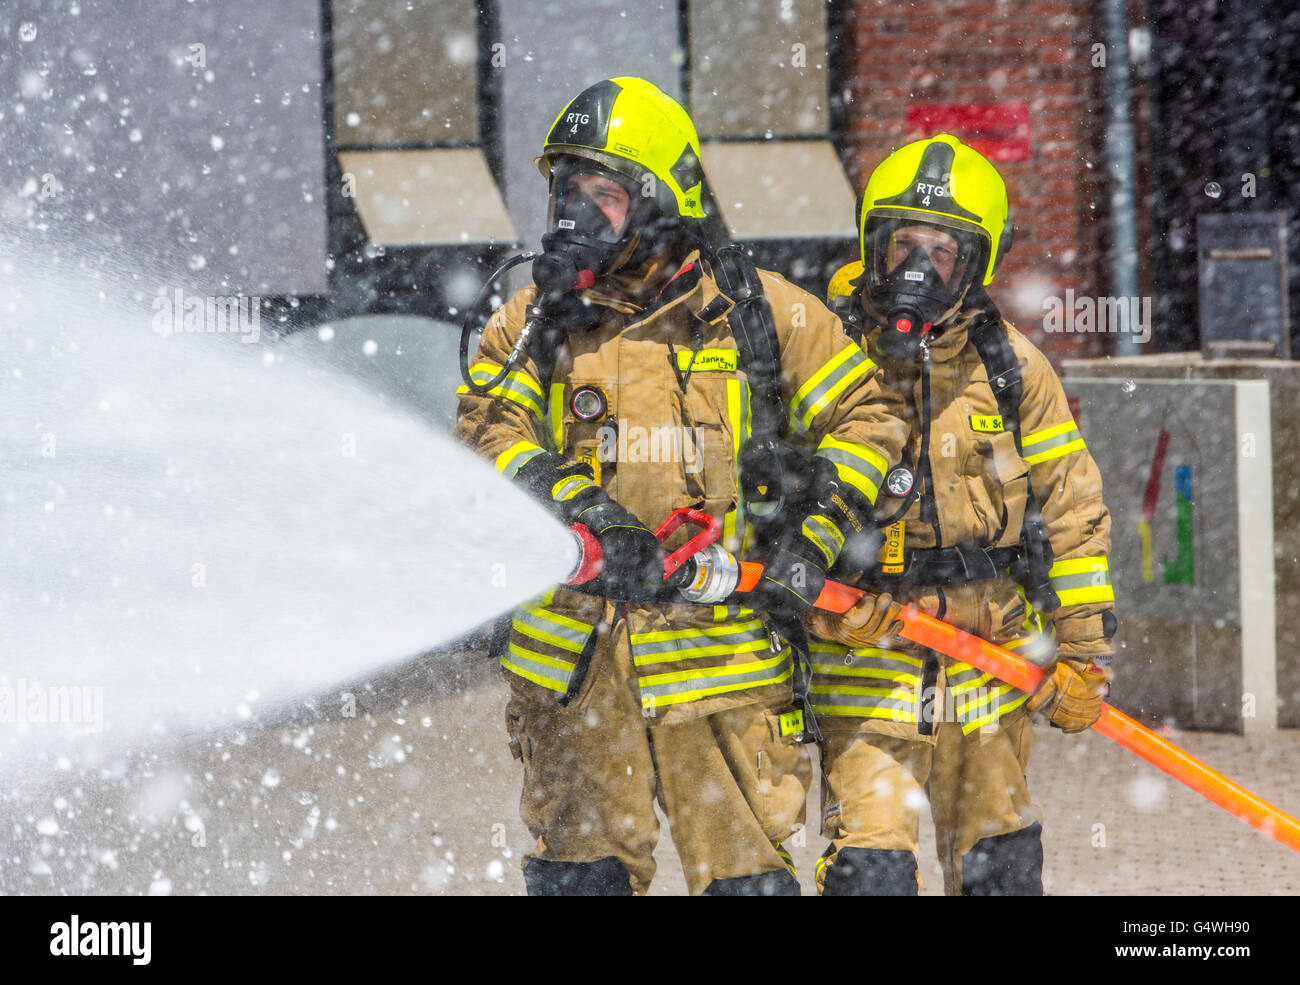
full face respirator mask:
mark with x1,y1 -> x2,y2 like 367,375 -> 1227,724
861,218 -> 986,362
532,158 -> 658,311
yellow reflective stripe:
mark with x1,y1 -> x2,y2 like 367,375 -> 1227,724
630,618 -> 766,645
639,653 -> 794,707
810,682 -> 913,698
1056,584 -> 1116,606
791,347 -> 874,433
505,641 -> 576,672
501,641 -> 577,693
1049,556 -> 1110,578
520,603 -> 594,635
947,671 -> 994,695
776,845 -> 796,878
500,658 -> 568,692
1024,438 -> 1085,465
811,664 -> 920,685
724,378 -> 751,554
1050,556 -> 1115,605
459,363 -> 545,418
552,475 -> 599,501
550,383 -> 564,453
959,685 -> 1030,734
802,514 -> 844,566
815,434 -> 888,504
1023,420 -> 1078,445
633,639 -> 770,665
811,704 -> 917,722
642,664 -> 794,708
810,679 -> 918,720
495,441 -> 545,477
469,361 -> 542,398
1023,420 -> 1086,464
639,650 -> 789,687
511,618 -> 587,655
791,347 -> 857,421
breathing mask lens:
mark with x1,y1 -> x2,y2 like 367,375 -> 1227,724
545,161 -> 638,245
863,218 -> 984,360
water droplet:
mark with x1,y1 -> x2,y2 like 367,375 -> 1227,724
1121,379 -> 1136,393
362,339 -> 378,356
1204,181 -> 1223,199
128,128 -> 142,143
187,255 -> 206,271
317,325 -> 335,342
19,22 -> 37,42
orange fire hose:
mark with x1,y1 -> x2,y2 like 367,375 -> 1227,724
736,562 -> 1300,855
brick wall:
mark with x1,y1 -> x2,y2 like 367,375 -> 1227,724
839,0 -> 1154,366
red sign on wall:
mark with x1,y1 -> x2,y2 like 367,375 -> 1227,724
906,103 -> 1032,161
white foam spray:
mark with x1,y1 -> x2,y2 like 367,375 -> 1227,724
0,238 -> 574,768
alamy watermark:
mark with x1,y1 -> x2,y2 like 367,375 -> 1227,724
595,423 -> 704,474
0,679 -> 103,733
152,288 -> 262,343
1042,289 -> 1152,344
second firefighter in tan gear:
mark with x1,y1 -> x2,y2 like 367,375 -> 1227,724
808,133 -> 1116,896
455,78 -> 907,895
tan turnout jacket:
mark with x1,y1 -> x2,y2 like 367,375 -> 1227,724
456,252 -> 907,724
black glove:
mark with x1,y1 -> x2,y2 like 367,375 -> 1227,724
752,458 -> 872,616
511,450 -> 664,601
572,498 -> 665,603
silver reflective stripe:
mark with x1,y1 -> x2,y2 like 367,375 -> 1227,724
945,662 -> 992,692
957,683 -> 1029,733
815,442 -> 886,503
501,642 -> 576,693
630,620 -> 768,663
802,514 -> 844,566
791,347 -> 872,433
468,367 -> 544,417
638,653 -> 793,703
810,683 -> 917,719
812,651 -> 923,681
512,608 -> 591,653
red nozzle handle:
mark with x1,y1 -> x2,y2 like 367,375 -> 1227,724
653,507 -> 721,580
565,522 -> 603,585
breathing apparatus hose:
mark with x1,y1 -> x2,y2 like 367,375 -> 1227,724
458,251 -> 540,395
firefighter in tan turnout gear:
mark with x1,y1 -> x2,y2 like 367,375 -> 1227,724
808,134 -> 1116,895
455,77 -> 905,895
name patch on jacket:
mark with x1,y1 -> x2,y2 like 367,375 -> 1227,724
969,414 -> 1004,433
675,348 -> 737,373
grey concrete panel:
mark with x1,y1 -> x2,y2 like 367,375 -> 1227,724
332,0 -> 478,147
496,0 -> 682,265
1067,354 -> 1300,728
689,0 -> 828,137
1065,376 -> 1277,732
2,0 -> 328,296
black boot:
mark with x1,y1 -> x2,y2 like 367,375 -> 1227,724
523,856 -> 634,896
701,869 -> 800,896
960,822 -> 1044,896
822,847 -> 919,896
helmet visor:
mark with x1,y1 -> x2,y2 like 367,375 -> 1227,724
865,217 -> 983,294
546,158 -> 641,244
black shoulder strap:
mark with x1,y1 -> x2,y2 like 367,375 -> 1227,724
710,244 -> 787,440
968,302 -> 1024,454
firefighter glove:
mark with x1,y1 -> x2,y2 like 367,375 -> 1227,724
1026,657 -> 1109,733
572,499 -> 665,603
807,591 -> 903,648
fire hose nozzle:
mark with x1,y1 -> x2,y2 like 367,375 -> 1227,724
566,522 -> 603,585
